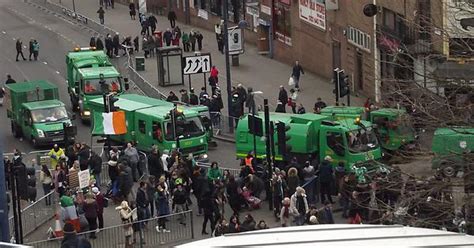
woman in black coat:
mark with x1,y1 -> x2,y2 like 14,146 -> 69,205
226,175 -> 242,215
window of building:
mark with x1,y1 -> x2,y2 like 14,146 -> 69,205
383,8 -> 396,30
138,120 -> 146,134
210,0 -> 222,16
274,1 -> 292,45
347,26 -> 371,52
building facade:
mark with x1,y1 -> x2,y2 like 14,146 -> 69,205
142,0 -> 471,102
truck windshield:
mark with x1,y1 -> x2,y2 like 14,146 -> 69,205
346,127 -> 379,153
164,116 -> 205,141
31,106 -> 68,123
83,77 -> 121,95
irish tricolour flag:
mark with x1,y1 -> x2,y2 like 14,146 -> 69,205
92,111 -> 127,135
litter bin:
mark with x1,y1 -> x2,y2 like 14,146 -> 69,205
135,56 -> 145,71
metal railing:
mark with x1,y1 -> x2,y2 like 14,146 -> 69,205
27,210 -> 194,247
8,191 -> 57,239
196,161 -> 241,178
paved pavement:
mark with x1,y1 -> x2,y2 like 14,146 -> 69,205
51,0 -> 364,114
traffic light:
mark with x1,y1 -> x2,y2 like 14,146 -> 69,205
248,114 -> 263,136
339,72 -> 349,98
276,122 -> 292,159
333,69 -> 350,98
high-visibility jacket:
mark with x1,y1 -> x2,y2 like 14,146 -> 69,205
48,148 -> 65,169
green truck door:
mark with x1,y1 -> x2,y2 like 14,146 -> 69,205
136,118 -> 153,150
21,109 -> 33,139
322,130 -> 347,165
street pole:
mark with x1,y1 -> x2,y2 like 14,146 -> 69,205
0,149 -> 10,242
335,69 -> 340,106
223,0 -> 234,133
184,0 -> 190,24
72,0 -> 76,12
263,99 -> 273,210
10,169 -> 19,244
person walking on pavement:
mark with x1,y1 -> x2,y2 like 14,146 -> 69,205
182,32 -> 190,52
129,2 -> 136,20
189,30 -> 196,51
148,15 -> 158,33
278,85 -> 288,112
89,151 -> 103,187
163,28 -> 172,46
32,40 -> 40,61
180,89 -> 190,104
133,36 -> 139,52
15,39 -> 26,61
291,61 -> 304,91
201,190 -> 216,235
28,38 -> 34,61
155,184 -> 170,232
48,144 -> 65,170
288,88 -> 298,114
168,10 -> 177,28
166,91 -> 179,102
196,31 -> 203,51
215,21 -> 224,53
173,183 -> 187,225
112,33 -> 120,57
97,7 -> 105,25
96,37 -> 104,50
105,34 -> 113,57
5,74 -> 16,84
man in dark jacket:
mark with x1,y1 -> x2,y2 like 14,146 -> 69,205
163,28 -> 172,46
95,37 -> 104,50
5,74 -> 16,84
105,34 -> 113,57
89,151 -> 102,186
61,222 -> 92,248
278,85 -> 288,111
112,33 -> 120,57
291,60 -> 304,90
148,147 -> 163,178
119,164 -> 133,201
15,39 -> 26,61
136,181 -> 150,226
319,156 -> 335,204
148,15 -> 158,33
200,190 -> 216,235
166,91 -> 179,102
189,88 -> 199,105
97,7 -> 105,25
28,38 -> 35,61
168,10 -> 177,28
77,143 -> 90,171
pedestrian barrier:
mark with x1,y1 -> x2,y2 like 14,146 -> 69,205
209,111 -> 240,137
8,191 -> 58,239
26,210 -> 194,247
196,161 -> 241,178
301,175 -> 319,205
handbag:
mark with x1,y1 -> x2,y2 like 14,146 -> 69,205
288,76 -> 295,86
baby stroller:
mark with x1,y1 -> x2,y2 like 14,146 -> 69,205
241,187 -> 261,210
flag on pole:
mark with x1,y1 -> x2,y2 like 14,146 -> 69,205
92,111 -> 127,135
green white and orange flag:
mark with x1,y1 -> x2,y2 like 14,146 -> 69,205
92,111 -> 127,135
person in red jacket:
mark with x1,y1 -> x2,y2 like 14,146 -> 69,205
209,66 -> 219,95
93,187 -> 106,230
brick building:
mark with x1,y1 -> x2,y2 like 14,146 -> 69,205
140,0 -> 471,102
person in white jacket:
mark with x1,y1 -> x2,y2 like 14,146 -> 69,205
290,186 -> 309,226
116,201 -> 136,248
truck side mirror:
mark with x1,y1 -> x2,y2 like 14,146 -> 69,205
124,78 -> 130,90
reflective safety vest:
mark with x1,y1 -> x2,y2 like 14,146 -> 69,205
245,157 -> 253,166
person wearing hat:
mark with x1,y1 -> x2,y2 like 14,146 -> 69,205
189,88 -> 199,105
319,156 -> 335,204
82,192 -> 98,239
116,201 -> 135,247
61,222 -> 92,248
93,187 -> 106,229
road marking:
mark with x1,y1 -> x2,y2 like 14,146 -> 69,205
56,71 -> 60,74
43,61 -> 48,65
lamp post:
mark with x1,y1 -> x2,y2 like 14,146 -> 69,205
0,149 -> 9,242
223,0 -> 233,133
72,0 -> 76,12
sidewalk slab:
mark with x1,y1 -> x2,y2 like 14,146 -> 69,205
53,0 -> 363,112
